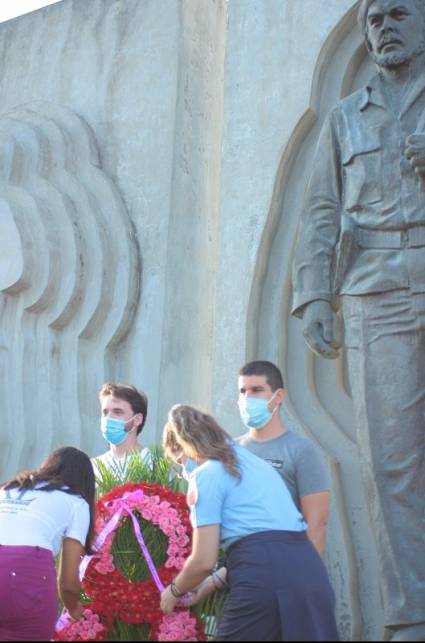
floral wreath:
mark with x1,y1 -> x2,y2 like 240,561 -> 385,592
54,482 -> 207,641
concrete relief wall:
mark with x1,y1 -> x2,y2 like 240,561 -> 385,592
158,0 -> 227,422
0,0 -> 181,458
0,101 -> 140,477
0,0 -> 384,638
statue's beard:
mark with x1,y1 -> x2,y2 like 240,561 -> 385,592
370,40 -> 425,68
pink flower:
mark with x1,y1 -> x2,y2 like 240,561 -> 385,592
176,525 -> 187,536
159,519 -> 171,530
95,562 -> 114,574
167,544 -> 180,556
162,527 -> 175,538
176,558 -> 186,570
158,612 -> 199,642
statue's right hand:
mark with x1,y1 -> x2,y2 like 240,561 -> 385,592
302,300 -> 340,359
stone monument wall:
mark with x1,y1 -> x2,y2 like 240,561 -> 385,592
0,0 -> 383,638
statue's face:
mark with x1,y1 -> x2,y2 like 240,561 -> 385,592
366,0 -> 425,67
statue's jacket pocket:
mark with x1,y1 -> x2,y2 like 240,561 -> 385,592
341,133 -> 382,211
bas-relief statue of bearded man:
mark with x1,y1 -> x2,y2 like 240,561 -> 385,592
292,1 -> 425,640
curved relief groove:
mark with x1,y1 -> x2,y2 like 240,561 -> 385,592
0,201 -> 25,292
0,101 -> 141,475
246,106 -> 318,361
2,190 -> 51,302
16,105 -> 140,345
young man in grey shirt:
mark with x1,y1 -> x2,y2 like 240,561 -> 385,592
237,360 -> 330,555
184,359 -> 332,609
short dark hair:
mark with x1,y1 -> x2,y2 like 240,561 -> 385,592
99,383 -> 148,435
239,360 -> 284,392
2,447 -> 96,553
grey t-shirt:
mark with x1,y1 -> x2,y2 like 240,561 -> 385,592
235,430 -> 330,511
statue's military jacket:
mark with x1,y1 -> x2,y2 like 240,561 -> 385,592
292,73 -> 425,317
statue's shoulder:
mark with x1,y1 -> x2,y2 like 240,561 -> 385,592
333,73 -> 385,118
332,85 -> 368,117
341,86 -> 366,107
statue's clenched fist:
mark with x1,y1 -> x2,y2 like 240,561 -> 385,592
302,300 -> 341,360
405,133 -> 425,179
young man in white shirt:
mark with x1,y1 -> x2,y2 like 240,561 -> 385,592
92,383 -> 150,481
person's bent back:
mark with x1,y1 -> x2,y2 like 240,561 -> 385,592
160,404 -> 339,641
0,447 -> 95,642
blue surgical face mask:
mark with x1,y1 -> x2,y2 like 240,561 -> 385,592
181,457 -> 198,480
101,415 -> 136,446
238,391 -> 279,430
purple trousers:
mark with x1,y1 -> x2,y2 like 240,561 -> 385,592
0,545 -> 58,641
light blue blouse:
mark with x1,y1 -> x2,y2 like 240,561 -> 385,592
187,444 -> 306,548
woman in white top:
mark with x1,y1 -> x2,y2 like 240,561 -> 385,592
0,447 -> 95,641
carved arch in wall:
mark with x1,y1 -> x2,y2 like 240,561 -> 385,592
0,101 -> 141,479
247,4 -> 383,640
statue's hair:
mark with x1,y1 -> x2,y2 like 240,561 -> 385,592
162,404 -> 241,480
358,0 -> 425,36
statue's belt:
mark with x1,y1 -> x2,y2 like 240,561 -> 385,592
356,226 -> 425,249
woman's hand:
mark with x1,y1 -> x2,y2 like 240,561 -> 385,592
160,585 -> 180,614
181,576 -> 215,607
68,602 -> 84,621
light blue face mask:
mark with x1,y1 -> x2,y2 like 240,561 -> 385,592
101,415 -> 136,446
238,391 -> 278,430
181,457 -> 198,480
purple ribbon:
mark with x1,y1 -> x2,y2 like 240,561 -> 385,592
79,489 -> 165,592
56,611 -> 73,632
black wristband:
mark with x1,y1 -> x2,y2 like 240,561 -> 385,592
170,581 -> 184,598
212,570 -> 228,590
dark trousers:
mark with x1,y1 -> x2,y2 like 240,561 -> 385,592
0,545 -> 57,641
217,530 -> 339,642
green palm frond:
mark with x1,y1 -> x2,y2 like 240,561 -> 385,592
107,621 -> 151,641
94,447 -> 188,495
194,589 -> 229,640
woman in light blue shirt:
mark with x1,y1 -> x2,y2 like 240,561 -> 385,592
160,404 -> 339,641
